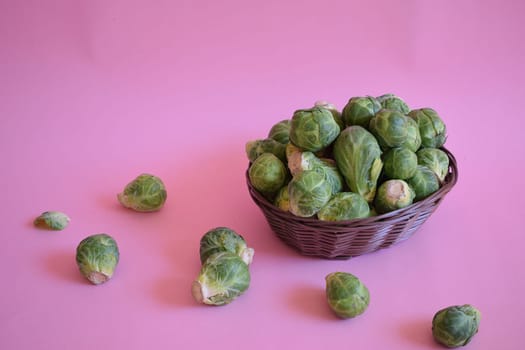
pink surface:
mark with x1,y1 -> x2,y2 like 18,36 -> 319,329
1,0 -> 524,349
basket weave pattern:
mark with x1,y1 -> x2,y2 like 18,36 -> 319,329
247,148 -> 458,259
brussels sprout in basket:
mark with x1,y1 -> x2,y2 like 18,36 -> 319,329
289,107 -> 340,152
248,153 -> 288,198
341,96 -> 382,128
288,170 -> 332,217
432,304 -> 481,348
374,179 -> 415,214
318,192 -> 370,221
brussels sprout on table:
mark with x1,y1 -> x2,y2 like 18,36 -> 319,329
432,304 -> 481,348
76,233 -> 119,285
267,119 -> 291,145
318,192 -> 370,221
407,165 -> 440,201
288,170 -> 332,217
341,96 -> 382,128
382,147 -> 418,180
289,107 -> 340,152
369,109 -> 418,150
246,138 -> 287,163
417,148 -> 450,183
408,108 -> 447,148
199,227 -> 254,265
117,173 -> 167,212
374,179 -> 415,214
325,272 -> 370,319
248,153 -> 288,198
376,93 -> 410,114
34,211 -> 70,230
192,252 -> 251,306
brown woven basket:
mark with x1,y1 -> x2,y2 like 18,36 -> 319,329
246,148 -> 458,259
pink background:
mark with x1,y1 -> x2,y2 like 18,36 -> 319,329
1,0 -> 524,349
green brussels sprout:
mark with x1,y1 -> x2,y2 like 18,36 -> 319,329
341,96 -> 382,128
76,233 -> 119,285
288,170 -> 332,217
34,211 -> 70,230
274,185 -> 290,212
407,165 -> 440,201
192,252 -> 250,306
288,151 -> 344,195
248,153 -> 288,197
404,116 -> 422,152
199,227 -> 254,265
376,93 -> 410,114
117,173 -> 167,212
267,119 -> 291,145
318,192 -> 370,221
325,272 -> 370,319
314,100 -> 344,130
333,126 -> 383,203
374,179 -> 415,214
382,147 -> 418,180
408,108 -> 447,148
369,109 -> 416,149
417,148 -> 450,183
432,304 -> 481,348
289,107 -> 340,152
245,138 -> 287,163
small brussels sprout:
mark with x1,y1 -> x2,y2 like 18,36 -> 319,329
192,252 -> 250,306
34,211 -> 70,230
432,304 -> 481,348
382,147 -> 418,180
374,179 -> 415,214
408,108 -> 447,148
376,93 -> 410,114
369,109 -> 415,149
314,100 -> 344,130
248,153 -> 288,197
318,192 -> 370,221
267,119 -> 291,144
341,96 -> 382,128
76,233 -> 119,285
404,116 -> 422,152
333,126 -> 383,202
246,138 -> 287,163
288,170 -> 332,217
199,227 -> 254,265
407,165 -> 440,201
417,148 -> 450,183
117,173 -> 167,212
274,185 -> 291,212
289,107 -> 340,152
287,151 -> 344,195
325,272 -> 370,319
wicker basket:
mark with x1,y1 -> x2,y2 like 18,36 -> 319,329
246,148 -> 458,259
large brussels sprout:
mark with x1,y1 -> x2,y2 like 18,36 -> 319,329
314,100 -> 344,130
288,170 -> 332,217
34,211 -> 70,230
192,252 -> 250,306
374,179 -> 415,214
408,108 -> 447,148
432,304 -> 481,348
376,93 -> 410,114
248,153 -> 287,196
117,174 -> 167,212
369,109 -> 416,149
325,272 -> 370,319
407,165 -> 440,201
289,107 -> 340,152
246,138 -> 287,163
318,192 -> 370,221
199,227 -> 254,265
267,119 -> 291,144
333,126 -> 383,202
287,151 -> 344,195
341,96 -> 382,128
273,185 -> 290,211
382,147 -> 418,180
76,233 -> 119,285
417,148 -> 450,182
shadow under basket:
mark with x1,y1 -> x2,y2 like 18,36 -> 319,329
246,148 -> 458,259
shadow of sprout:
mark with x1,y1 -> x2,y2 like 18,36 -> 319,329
398,317 -> 441,348
43,249 -> 90,285
286,284 -> 337,321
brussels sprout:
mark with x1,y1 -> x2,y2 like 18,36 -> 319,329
369,109 -> 416,149
382,147 -> 418,180
325,272 -> 370,319
404,116 -> 422,152
417,148 -> 450,182
289,107 -> 340,152
318,192 -> 370,221
407,165 -> 440,201
374,179 -> 415,214
34,211 -> 70,230
192,252 -> 250,306
341,96 -> 382,128
117,174 -> 167,212
267,119 -> 291,145
245,138 -> 287,163
314,100 -> 344,130
333,126 -> 383,203
288,151 -> 344,195
376,93 -> 410,114
248,153 -> 288,197
408,108 -> 447,148
288,170 -> 332,217
432,304 -> 481,348
199,227 -> 254,265
274,185 -> 290,212
76,233 -> 119,285
285,142 -> 302,163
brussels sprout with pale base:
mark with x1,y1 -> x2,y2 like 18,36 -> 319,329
34,211 -> 70,230
76,233 -> 119,285
374,179 -> 415,214
117,174 -> 167,212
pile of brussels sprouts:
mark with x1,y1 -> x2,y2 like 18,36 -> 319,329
247,94 -> 449,219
